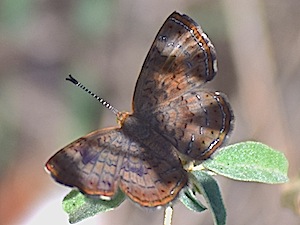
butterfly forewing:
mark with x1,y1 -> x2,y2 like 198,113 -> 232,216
46,128 -> 124,197
133,11 -> 217,112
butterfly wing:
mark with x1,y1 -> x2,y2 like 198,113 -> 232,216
119,117 -> 188,207
139,90 -> 233,160
46,127 -> 126,198
46,124 -> 188,207
132,11 -> 233,160
132,11 -> 217,112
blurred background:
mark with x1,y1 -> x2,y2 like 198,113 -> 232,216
0,0 -> 300,224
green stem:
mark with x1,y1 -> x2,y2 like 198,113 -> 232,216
163,206 -> 173,225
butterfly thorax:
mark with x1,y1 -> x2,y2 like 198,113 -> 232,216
121,114 -> 153,141
117,112 -> 153,141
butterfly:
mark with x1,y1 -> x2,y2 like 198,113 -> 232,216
45,11 -> 233,208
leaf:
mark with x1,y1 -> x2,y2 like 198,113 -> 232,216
191,171 -> 226,225
62,189 -> 126,224
202,141 -> 289,183
180,187 -> 207,212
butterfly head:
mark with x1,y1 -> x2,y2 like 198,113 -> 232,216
116,111 -> 130,127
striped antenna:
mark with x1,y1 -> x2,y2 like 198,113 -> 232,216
66,74 -> 119,115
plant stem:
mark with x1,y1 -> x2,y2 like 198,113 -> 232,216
163,206 -> 173,225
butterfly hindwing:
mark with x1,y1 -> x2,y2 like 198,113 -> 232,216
119,115 -> 188,207
140,90 -> 233,160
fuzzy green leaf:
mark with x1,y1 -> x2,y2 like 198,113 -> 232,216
62,189 -> 125,224
202,141 -> 289,183
180,187 -> 207,212
191,171 -> 226,225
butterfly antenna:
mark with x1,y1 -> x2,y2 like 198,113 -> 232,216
66,74 -> 119,115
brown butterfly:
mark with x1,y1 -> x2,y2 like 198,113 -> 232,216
45,11 -> 233,208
